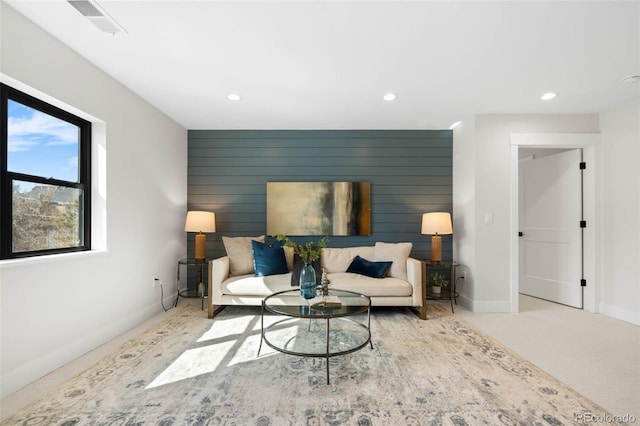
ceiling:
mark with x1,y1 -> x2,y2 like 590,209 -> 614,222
4,0 -> 639,130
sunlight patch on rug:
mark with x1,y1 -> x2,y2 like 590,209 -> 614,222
197,313 -> 260,342
146,340 -> 236,389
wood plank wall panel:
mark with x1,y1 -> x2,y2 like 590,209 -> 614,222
187,130 -> 453,261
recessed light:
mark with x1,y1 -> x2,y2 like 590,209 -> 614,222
227,93 -> 241,101
449,121 -> 462,130
540,92 -> 557,101
383,93 -> 397,101
622,75 -> 640,85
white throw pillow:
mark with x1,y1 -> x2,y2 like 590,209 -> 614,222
222,235 -> 265,276
373,242 -> 412,281
283,246 -> 294,271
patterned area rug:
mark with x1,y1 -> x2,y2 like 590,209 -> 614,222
4,303 -> 612,425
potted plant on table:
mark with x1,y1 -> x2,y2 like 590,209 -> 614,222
429,272 -> 449,295
275,235 -> 329,299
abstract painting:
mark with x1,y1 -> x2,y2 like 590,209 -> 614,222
267,182 -> 371,236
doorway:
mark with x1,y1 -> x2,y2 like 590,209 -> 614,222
518,148 -> 583,308
509,133 -> 600,314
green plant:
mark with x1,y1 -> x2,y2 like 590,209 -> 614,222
275,235 -> 329,263
430,272 -> 448,288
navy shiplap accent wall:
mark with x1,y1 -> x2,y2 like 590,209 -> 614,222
187,130 -> 452,261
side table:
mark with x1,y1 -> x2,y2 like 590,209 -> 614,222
175,258 -> 208,310
424,261 -> 458,313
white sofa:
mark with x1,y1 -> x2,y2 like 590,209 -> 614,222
207,243 -> 427,320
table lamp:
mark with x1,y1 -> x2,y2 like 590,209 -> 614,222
421,212 -> 452,263
185,211 -> 216,261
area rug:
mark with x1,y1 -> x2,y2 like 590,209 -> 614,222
3,303 -> 612,425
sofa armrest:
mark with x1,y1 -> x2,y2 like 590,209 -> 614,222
406,257 -> 424,308
208,256 -> 230,318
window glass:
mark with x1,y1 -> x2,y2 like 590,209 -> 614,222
12,181 -> 84,253
7,99 -> 80,182
1,83 -> 91,259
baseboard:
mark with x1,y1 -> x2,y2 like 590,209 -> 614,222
599,302 -> 640,326
457,293 -> 511,313
456,293 -> 474,311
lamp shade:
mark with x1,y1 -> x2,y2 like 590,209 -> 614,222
421,212 -> 452,235
185,211 -> 216,233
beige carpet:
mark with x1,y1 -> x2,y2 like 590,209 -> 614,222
2,303 -> 614,425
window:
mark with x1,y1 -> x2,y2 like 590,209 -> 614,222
1,83 -> 91,259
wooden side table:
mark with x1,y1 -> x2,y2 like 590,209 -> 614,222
424,261 -> 458,313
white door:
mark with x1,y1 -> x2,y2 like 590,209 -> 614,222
519,149 -> 583,308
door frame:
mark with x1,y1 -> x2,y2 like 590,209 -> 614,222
509,133 -> 600,314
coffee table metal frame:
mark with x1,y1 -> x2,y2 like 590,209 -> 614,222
258,288 -> 372,384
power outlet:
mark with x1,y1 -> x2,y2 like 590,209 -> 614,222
153,278 -> 160,287
458,268 -> 466,280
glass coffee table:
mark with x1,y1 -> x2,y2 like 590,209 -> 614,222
258,288 -> 372,384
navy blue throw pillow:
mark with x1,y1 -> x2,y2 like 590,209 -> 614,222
346,255 -> 392,279
251,240 -> 289,277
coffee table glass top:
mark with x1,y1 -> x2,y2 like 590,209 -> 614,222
260,288 -> 372,380
263,288 -> 370,318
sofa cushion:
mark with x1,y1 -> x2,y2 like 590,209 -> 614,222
346,255 -> 392,279
222,235 -> 265,276
321,246 -> 375,273
328,272 -> 412,297
374,242 -> 412,281
251,240 -> 288,277
222,273 -> 293,296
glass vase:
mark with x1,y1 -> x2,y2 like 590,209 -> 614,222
299,262 -> 317,300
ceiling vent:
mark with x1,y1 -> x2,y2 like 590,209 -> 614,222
67,0 -> 126,35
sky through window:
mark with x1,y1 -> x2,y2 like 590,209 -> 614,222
7,99 -> 79,185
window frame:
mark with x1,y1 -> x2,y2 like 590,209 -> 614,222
1,83 -> 91,259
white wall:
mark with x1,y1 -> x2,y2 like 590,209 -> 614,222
599,100 -> 640,325
0,4 -> 187,397
454,114 -> 600,312
452,118 -> 476,302
455,108 -> 640,325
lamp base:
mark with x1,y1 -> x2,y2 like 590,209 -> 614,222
195,233 -> 206,261
430,234 -> 442,263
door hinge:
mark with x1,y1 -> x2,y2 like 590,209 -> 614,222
581,279 -> 587,287
580,220 -> 587,228
579,162 -> 586,170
